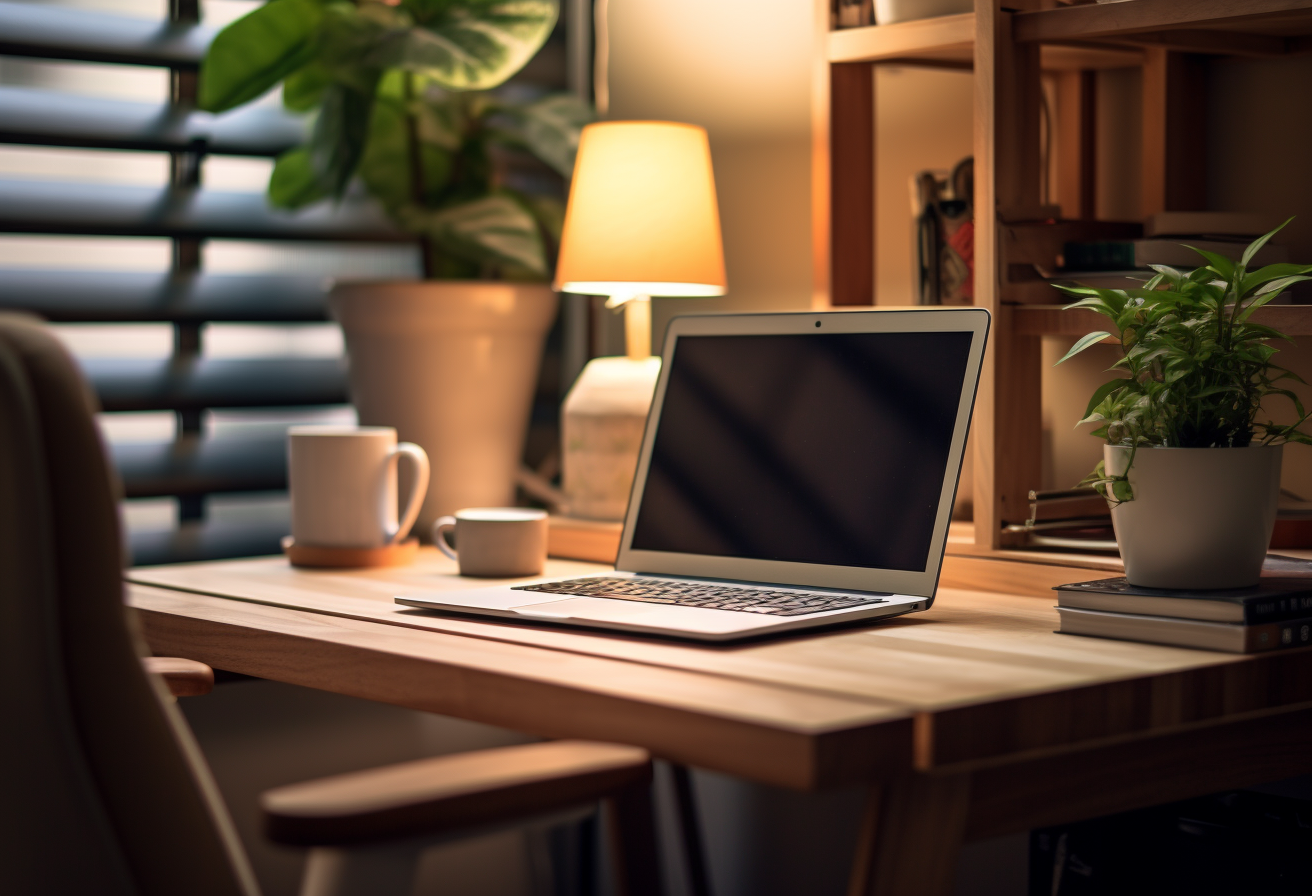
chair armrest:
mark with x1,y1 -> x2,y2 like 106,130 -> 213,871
261,740 -> 652,847
142,656 -> 214,697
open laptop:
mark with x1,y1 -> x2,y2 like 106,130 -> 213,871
397,307 -> 989,642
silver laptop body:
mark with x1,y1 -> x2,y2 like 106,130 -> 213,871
397,307 -> 989,642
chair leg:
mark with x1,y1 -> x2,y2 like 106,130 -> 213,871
300,842 -> 425,896
606,780 -> 665,896
670,764 -> 713,896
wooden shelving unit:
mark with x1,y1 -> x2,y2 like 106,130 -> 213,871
813,0 -> 1312,550
827,14 -> 1143,69
1013,304 -> 1312,337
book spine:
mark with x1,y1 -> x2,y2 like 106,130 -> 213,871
1242,594 -> 1312,625
1246,618 -> 1312,652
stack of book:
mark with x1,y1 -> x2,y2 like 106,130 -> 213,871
1056,576 -> 1312,653
1059,211 -> 1290,276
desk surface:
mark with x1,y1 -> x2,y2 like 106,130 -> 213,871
128,549 -> 1312,790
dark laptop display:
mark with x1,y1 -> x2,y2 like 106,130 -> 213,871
628,331 -> 974,571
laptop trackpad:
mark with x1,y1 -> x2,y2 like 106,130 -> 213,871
511,597 -> 665,620
510,597 -> 748,633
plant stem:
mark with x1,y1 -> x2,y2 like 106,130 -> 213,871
404,71 -> 434,279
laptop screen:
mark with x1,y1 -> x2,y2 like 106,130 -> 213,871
628,330 -> 974,572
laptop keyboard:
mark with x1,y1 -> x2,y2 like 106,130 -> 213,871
512,576 -> 890,617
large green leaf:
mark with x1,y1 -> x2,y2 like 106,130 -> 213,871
408,194 -> 546,275
200,0 -> 323,112
369,0 -> 558,91
268,147 -> 328,208
495,93 -> 593,177
283,61 -> 333,112
357,90 -> 453,209
309,81 -> 379,199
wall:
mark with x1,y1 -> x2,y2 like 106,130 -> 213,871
874,66 -> 975,304
602,0 -> 815,354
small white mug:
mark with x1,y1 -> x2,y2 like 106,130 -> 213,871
288,426 -> 430,549
433,508 -> 549,578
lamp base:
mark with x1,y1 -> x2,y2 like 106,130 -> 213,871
561,356 -> 662,521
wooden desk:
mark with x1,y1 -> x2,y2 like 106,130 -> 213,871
128,550 -> 1312,896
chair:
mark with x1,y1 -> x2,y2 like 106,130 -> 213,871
0,314 -> 662,896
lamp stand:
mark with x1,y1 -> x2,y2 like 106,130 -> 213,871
624,295 -> 652,360
559,293 -> 660,521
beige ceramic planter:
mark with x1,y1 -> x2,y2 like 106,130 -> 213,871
1105,444 -> 1282,589
331,281 -> 557,536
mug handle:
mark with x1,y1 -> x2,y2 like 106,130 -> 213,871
386,442 -> 430,545
432,516 -> 459,561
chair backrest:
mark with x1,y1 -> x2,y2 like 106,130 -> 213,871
0,315 -> 259,896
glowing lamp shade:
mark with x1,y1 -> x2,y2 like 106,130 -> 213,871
554,121 -> 727,299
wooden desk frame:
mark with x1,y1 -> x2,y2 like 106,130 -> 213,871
128,547 -> 1312,896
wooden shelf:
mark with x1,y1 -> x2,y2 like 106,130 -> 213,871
828,14 -> 1142,68
828,13 -> 975,65
816,0 -> 1308,549
1015,0 -> 1312,55
1013,303 -> 1312,337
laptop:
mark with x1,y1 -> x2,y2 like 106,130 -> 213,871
397,307 -> 989,642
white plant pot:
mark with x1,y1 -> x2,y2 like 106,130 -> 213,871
1105,444 -> 1282,590
331,281 -> 557,536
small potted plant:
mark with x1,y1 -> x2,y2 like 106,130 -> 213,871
199,0 -> 590,531
1056,219 -> 1312,589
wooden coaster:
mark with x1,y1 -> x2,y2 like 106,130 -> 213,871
282,536 -> 419,569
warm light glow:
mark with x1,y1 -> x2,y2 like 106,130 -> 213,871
553,121 -> 727,298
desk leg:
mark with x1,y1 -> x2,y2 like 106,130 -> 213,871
607,780 -> 665,896
847,773 -> 971,896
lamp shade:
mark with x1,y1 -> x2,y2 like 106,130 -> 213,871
554,121 -> 727,298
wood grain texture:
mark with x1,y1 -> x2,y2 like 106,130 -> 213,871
829,62 -> 875,306
939,552 -> 1103,599
1014,0 -> 1312,43
128,549 -> 1312,776
827,13 -> 975,63
1014,304 -> 1312,337
262,740 -> 651,847
128,583 -> 911,790
812,0 -> 833,307
972,3 -> 1045,547
826,17 -> 1143,68
966,705 -> 1312,838
548,516 -> 621,563
142,655 -> 213,697
847,774 -> 971,896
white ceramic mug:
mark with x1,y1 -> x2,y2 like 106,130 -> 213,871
288,426 -> 430,549
432,508 -> 548,577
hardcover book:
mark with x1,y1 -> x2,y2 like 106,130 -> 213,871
1055,577 -> 1312,624
1056,607 -> 1312,654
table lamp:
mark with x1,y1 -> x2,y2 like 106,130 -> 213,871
554,121 -> 726,521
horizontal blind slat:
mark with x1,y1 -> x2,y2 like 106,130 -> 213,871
85,357 -> 348,411
0,271 -> 331,322
0,180 -> 408,242
0,1 -> 209,68
130,518 -> 289,566
0,87 -> 305,156
114,432 -> 286,497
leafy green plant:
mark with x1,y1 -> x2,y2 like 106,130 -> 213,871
1055,219 -> 1312,504
199,0 -> 591,279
